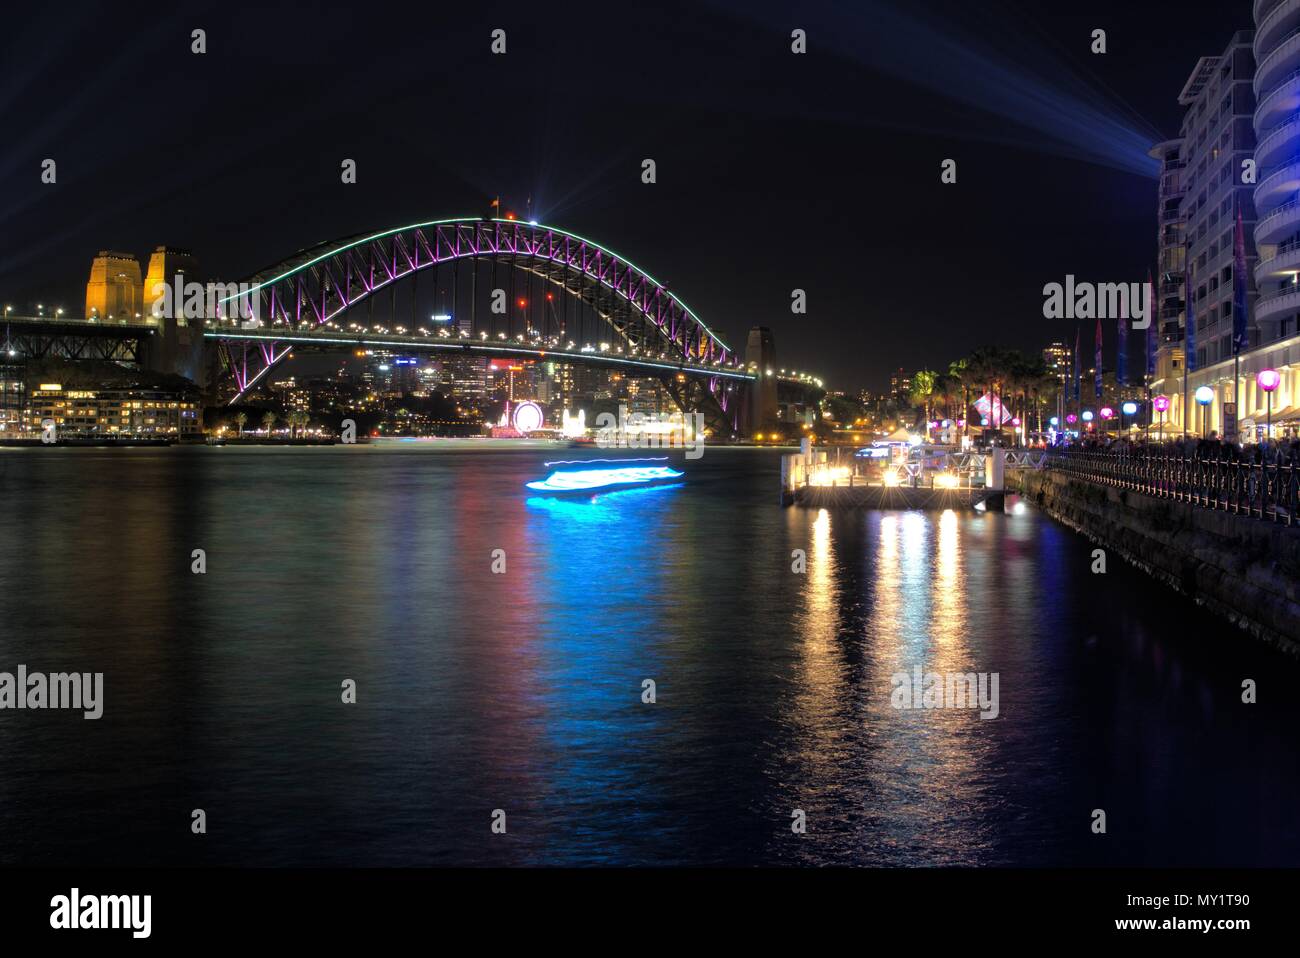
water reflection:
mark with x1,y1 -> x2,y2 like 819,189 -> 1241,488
0,448 -> 1297,867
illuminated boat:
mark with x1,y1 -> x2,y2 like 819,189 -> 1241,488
525,457 -> 685,494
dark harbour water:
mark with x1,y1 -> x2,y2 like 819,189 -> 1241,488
0,443 -> 1297,867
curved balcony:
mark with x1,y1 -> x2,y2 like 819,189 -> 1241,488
1260,0 -> 1284,22
1256,196 -> 1300,244
1256,68 -> 1300,131
1255,27 -> 1300,97
1255,156 -> 1300,214
1257,0 -> 1300,55
1254,283 -> 1300,322
1255,240 -> 1300,282
1256,115 -> 1300,170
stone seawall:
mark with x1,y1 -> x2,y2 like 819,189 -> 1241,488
1016,470 -> 1300,656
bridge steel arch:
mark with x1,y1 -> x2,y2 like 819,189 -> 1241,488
213,218 -> 746,431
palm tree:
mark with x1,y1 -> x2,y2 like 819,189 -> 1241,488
234,411 -> 247,437
1003,351 -> 1032,446
909,369 -> 938,433
963,348 -> 1006,436
947,358 -> 971,443
262,411 -> 277,435
1026,361 -> 1059,436
932,373 -> 959,431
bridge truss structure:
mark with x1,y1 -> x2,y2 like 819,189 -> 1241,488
2,318 -> 153,365
210,218 -> 750,433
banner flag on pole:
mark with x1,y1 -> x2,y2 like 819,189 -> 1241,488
1094,315 -> 1103,399
1232,207 -> 1249,354
1073,326 -> 1080,402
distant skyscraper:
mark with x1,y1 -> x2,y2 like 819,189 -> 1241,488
446,356 -> 489,412
889,367 -> 911,402
1041,342 -> 1070,382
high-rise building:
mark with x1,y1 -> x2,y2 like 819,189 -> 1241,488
1149,138 -> 1188,386
1180,35 -> 1258,371
445,356 -> 489,413
889,367 -> 911,402
1151,31 -> 1271,438
1041,342 -> 1071,383
84,251 -> 143,322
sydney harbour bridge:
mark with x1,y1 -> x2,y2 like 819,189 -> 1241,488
3,218 -> 821,436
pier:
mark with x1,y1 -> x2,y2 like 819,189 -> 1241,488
779,440 -> 1040,510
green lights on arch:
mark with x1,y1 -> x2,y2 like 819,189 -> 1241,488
217,216 -> 731,354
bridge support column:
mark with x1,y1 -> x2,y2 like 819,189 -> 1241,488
745,326 -> 777,438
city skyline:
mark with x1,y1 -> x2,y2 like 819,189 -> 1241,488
5,0 -> 1300,940
0,0 -> 1248,394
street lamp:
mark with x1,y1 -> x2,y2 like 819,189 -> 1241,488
1121,400 -> 1137,434
1195,385 -> 1215,438
1257,369 -> 1281,445
1153,394 -> 1170,442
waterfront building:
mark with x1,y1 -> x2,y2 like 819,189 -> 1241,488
24,381 -> 201,437
1151,30 -> 1269,437
1149,139 -> 1188,386
0,363 -> 21,435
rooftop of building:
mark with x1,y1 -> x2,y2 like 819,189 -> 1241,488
1177,31 -> 1255,106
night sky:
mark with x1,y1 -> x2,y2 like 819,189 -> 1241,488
0,0 -> 1248,391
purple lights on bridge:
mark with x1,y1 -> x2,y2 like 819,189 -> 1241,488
214,219 -> 744,420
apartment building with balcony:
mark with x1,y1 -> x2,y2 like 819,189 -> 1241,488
1151,31 -> 1266,438
1149,138 -> 1187,385
1254,0 -> 1300,340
